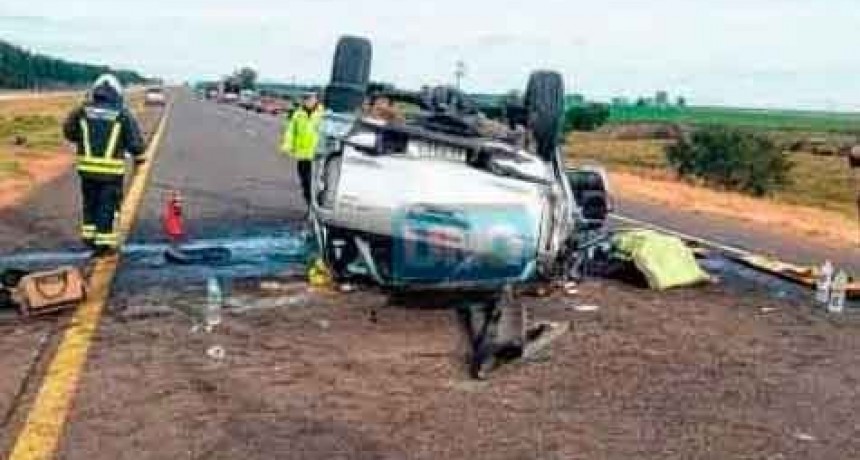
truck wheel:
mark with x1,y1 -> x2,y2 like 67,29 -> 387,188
325,35 -> 372,113
524,70 -> 564,161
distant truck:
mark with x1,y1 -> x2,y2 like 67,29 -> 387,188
144,86 -> 166,106
237,89 -> 258,110
218,80 -> 241,103
253,95 -> 291,115
202,83 -> 219,100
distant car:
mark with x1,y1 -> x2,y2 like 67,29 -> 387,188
237,89 -> 257,110
144,87 -> 166,106
220,92 -> 239,104
254,96 -> 288,115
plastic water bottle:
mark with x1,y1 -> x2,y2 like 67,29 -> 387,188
815,260 -> 833,306
828,270 -> 848,313
205,276 -> 223,331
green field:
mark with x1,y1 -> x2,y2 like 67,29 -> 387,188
609,105 -> 860,133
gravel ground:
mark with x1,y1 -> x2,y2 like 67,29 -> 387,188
42,279 -> 860,460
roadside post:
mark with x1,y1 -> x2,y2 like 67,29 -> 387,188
850,145 -> 859,246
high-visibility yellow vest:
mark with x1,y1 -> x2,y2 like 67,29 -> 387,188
77,116 -> 125,176
281,105 -> 324,160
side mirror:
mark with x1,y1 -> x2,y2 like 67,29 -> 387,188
567,167 -> 612,224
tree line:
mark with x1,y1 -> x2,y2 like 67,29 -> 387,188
0,40 -> 149,90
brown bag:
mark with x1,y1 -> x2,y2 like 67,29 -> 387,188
16,266 -> 86,316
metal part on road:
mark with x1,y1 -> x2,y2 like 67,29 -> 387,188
7,104 -> 170,460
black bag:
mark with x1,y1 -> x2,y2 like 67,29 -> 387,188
0,287 -> 16,310
1,268 -> 30,288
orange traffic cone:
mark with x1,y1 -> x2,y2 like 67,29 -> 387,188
163,190 -> 185,243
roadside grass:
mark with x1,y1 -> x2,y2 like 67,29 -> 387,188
0,93 -> 78,117
566,132 -> 858,218
0,114 -> 63,150
0,154 -> 22,180
0,91 -> 144,152
0,90 -> 152,210
568,131 -> 669,170
777,152 -> 857,216
0,93 -> 76,196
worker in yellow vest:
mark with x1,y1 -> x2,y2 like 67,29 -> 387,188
62,74 -> 145,255
281,91 -> 324,210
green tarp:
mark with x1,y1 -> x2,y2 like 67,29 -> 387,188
612,229 -> 710,290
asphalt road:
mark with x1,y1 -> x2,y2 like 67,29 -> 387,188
129,89 -> 305,242
613,198 -> 860,273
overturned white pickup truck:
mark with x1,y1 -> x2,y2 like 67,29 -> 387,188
312,37 -> 610,289
309,36 -> 611,377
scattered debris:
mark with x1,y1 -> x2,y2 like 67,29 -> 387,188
814,260 -> 834,305
522,321 -> 570,361
792,432 -> 817,442
448,379 -> 489,392
827,270 -> 849,313
206,345 -> 226,361
164,245 -> 232,265
205,277 -> 223,332
316,319 -> 330,330
15,266 -> 85,317
307,258 -> 331,288
118,304 -> 175,320
225,294 -> 309,313
259,280 -> 306,293
611,229 -> 711,290
338,282 -> 357,293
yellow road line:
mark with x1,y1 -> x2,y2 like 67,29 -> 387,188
8,105 -> 171,460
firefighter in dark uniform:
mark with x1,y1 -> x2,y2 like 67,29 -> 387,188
63,74 -> 145,255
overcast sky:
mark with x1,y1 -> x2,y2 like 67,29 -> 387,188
3,0 -> 860,110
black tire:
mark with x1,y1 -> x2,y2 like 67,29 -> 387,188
325,36 -> 372,113
524,70 -> 564,161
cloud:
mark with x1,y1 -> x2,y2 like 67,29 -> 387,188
2,0 -> 860,109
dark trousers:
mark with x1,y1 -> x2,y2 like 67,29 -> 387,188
297,160 -> 312,206
80,175 -> 123,248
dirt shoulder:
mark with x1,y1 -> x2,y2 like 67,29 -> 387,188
33,279 -> 860,460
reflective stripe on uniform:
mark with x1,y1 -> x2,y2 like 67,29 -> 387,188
94,232 -> 119,247
80,224 -> 96,239
77,118 -> 125,175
